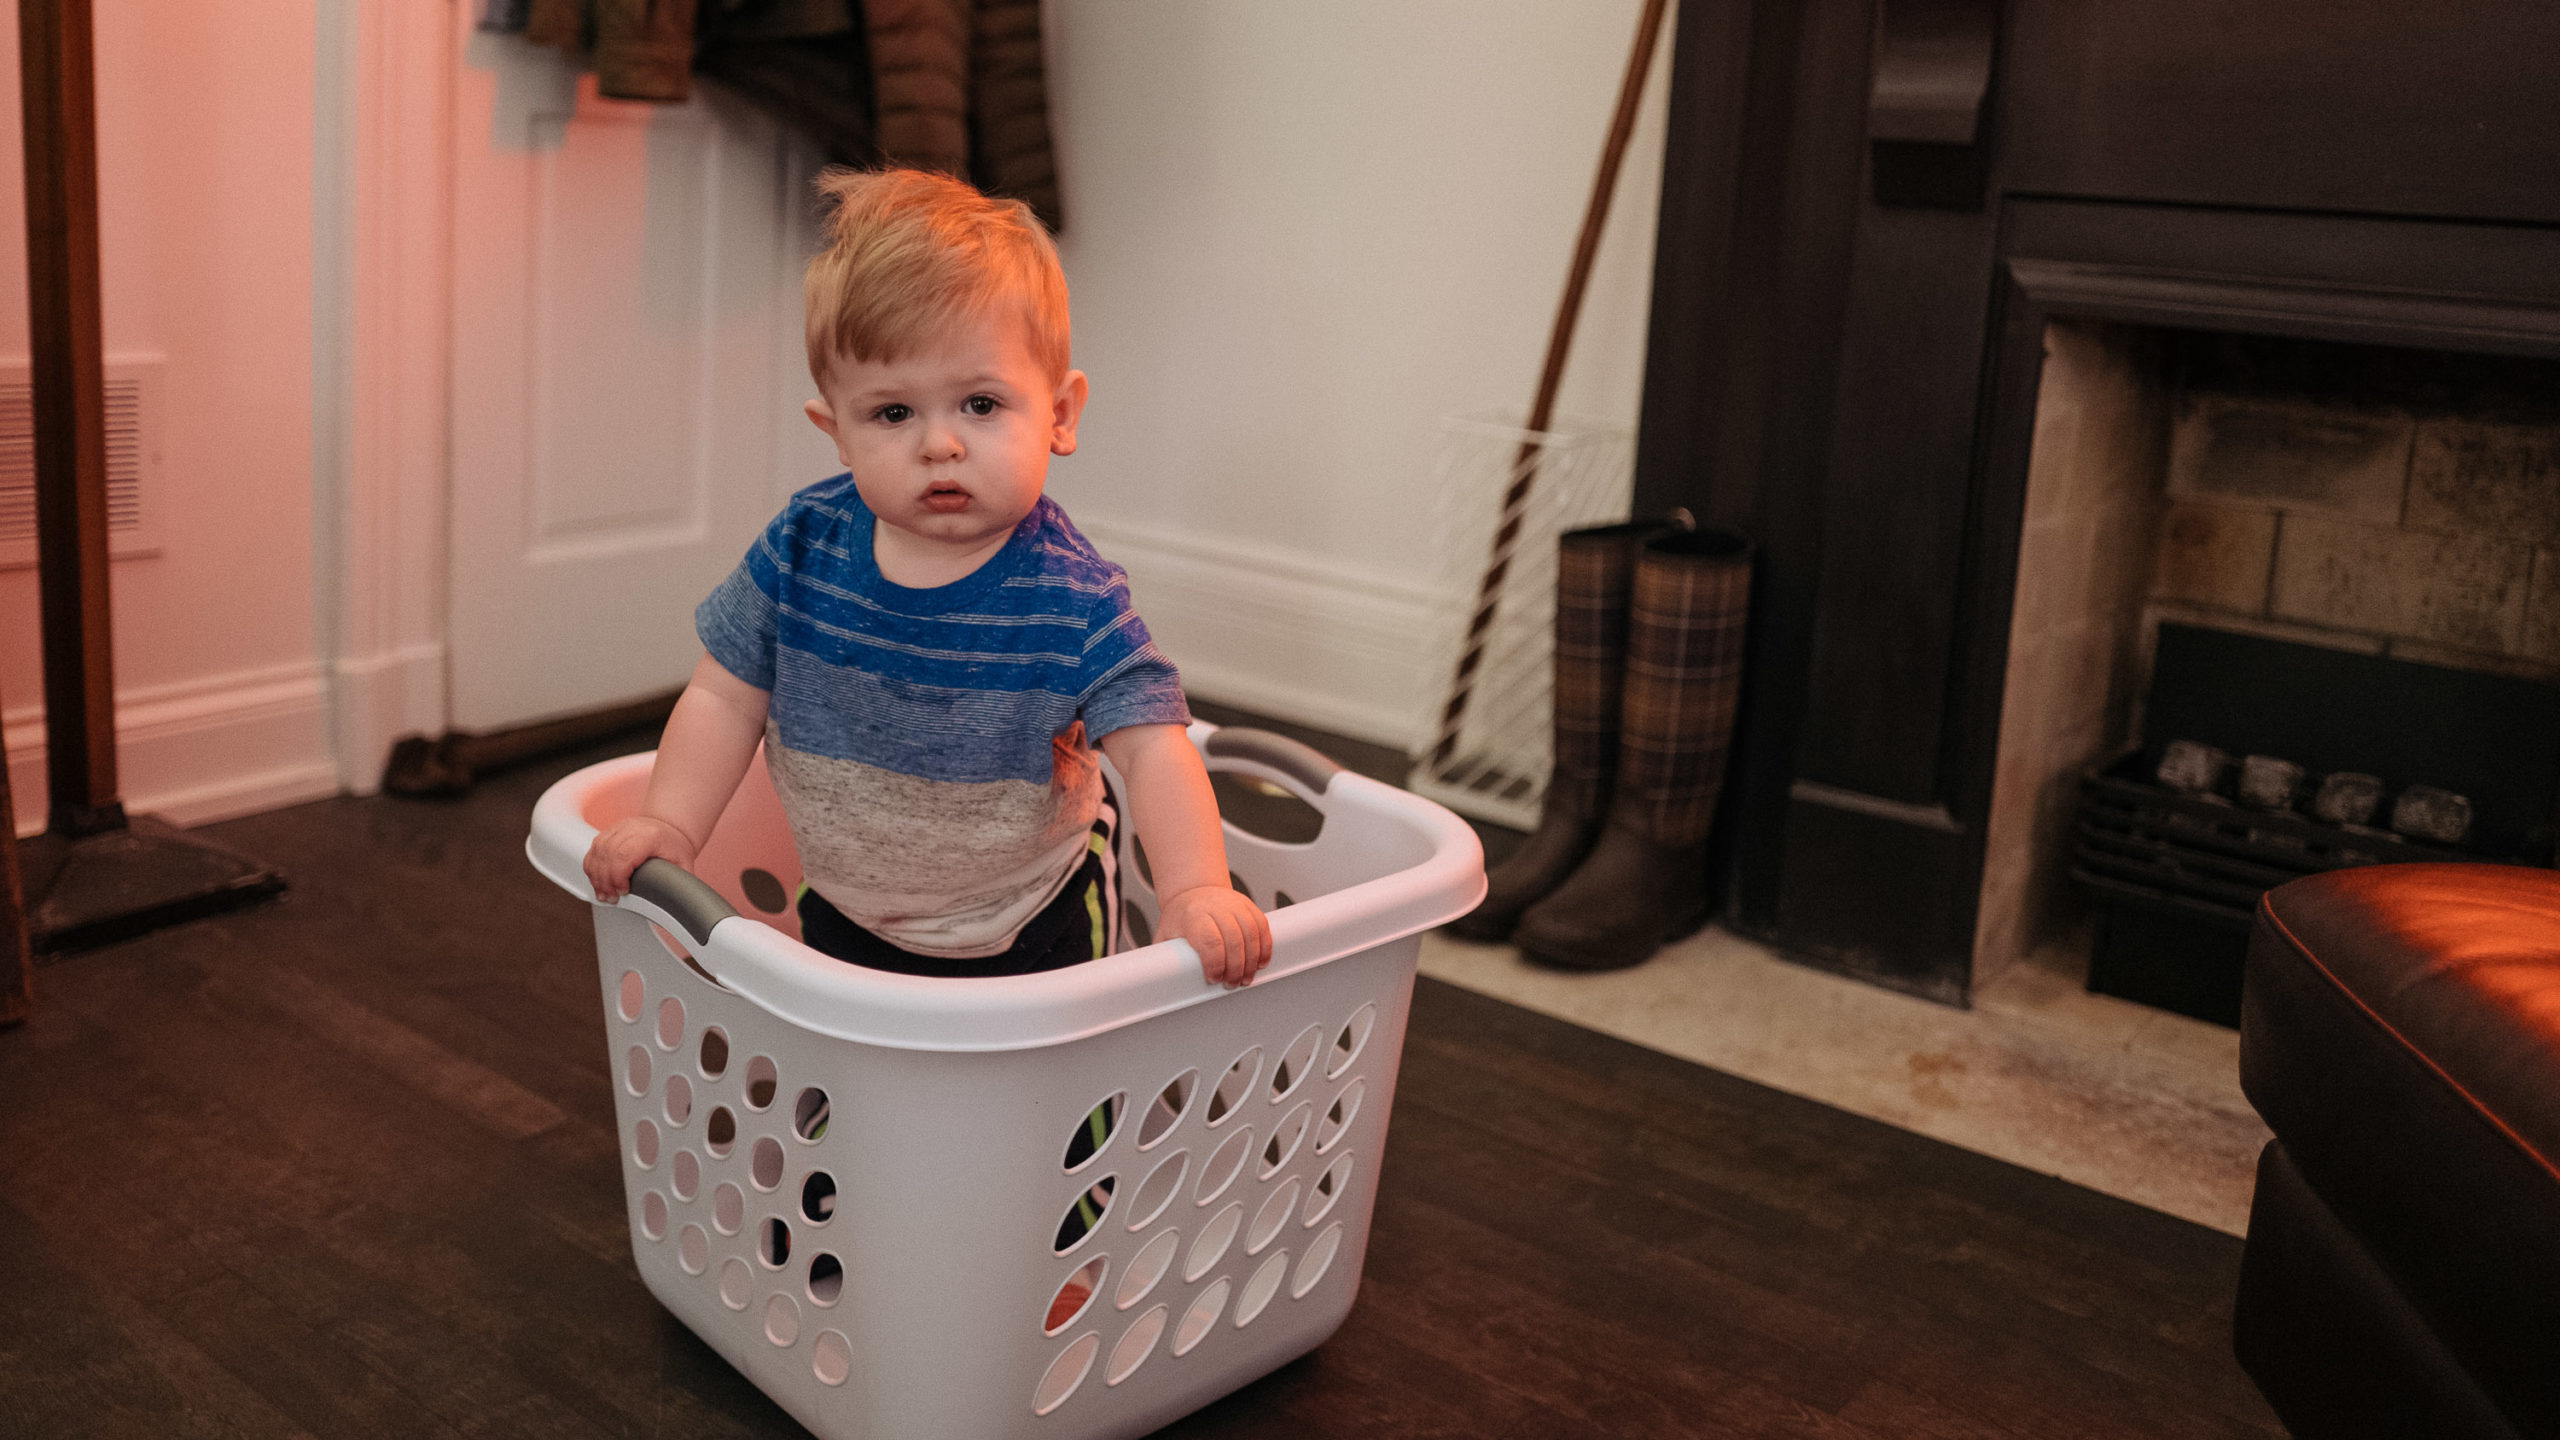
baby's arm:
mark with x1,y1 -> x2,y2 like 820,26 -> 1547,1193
584,652 -> 772,903
1098,724 -> 1273,988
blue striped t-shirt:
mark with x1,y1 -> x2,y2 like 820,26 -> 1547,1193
696,476 -> 1190,958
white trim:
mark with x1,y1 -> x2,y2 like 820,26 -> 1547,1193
9,662 -> 341,836
1074,515 -> 1443,751
314,0 -> 456,796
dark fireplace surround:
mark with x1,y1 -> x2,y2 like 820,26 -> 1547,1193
1631,1 -> 2560,1002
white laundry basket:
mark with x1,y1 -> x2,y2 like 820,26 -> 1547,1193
526,724 -> 1484,1439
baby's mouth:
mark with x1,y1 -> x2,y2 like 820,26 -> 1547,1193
922,481 -> 971,514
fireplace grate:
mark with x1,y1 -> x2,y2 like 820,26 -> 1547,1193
2069,750 -> 2492,1024
2072,751 -> 2475,926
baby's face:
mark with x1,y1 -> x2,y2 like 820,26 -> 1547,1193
807,310 -> 1086,578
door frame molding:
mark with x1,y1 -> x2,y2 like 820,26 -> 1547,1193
316,0 -> 457,794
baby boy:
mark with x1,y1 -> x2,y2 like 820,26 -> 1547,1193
585,168 -> 1271,986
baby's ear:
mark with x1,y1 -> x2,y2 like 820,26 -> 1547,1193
1050,369 -> 1090,457
804,396 -> 841,440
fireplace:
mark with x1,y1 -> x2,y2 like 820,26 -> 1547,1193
1977,324 -> 2560,1018
1629,0 -> 2560,1003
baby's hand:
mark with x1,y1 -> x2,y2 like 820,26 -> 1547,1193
584,817 -> 700,904
1160,884 -> 1273,988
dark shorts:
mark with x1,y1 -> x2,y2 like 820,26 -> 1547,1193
794,805 -> 1121,979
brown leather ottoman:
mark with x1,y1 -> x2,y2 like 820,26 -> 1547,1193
2236,864 -> 2560,1440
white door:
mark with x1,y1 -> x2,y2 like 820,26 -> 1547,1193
446,21 -> 837,732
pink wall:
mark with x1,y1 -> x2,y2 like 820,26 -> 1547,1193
0,1 -> 326,831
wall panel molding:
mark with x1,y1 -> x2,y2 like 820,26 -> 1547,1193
1075,516 -> 1443,751
8,662 -> 339,836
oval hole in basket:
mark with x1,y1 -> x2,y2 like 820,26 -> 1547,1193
1205,1049 -> 1260,1127
744,1056 -> 779,1111
1196,1126 -> 1252,1206
1120,899 -> 1153,949
1173,1279 -> 1229,1356
1045,1255 -> 1106,1334
765,1292 -> 799,1347
740,867 -> 789,914
1054,1175 -> 1116,1254
759,1216 -> 791,1268
624,1046 -> 652,1096
1305,1152 -> 1353,1228
1034,1333 -> 1099,1417
1062,1092 -> 1122,1172
1129,835 -> 1154,888
1317,1079 -> 1363,1154
640,1191 -> 667,1240
706,1106 -> 737,1158
793,1087 -> 830,1142
698,1027 -> 729,1079
1328,1004 -> 1375,1079
713,1182 -> 745,1235
1270,1026 -> 1323,1102
1207,770 -> 1324,844
1126,1149 -> 1187,1230
801,1171 -> 836,1224
719,1257 -> 752,1310
1186,1202 -> 1242,1283
1137,1070 -> 1194,1148
1235,1249 -> 1289,1329
1260,1104 -> 1312,1178
664,1073 -> 693,1127
1248,1178 -> 1301,1256
750,1137 -> 785,1191
807,1252 -> 844,1307
1107,1304 -> 1167,1386
655,996 -> 685,1051
1118,1228 -> 1178,1310
678,1222 -> 708,1274
616,971 -> 644,1022
632,1119 -> 660,1169
812,1329 -> 852,1387
671,1150 -> 700,1201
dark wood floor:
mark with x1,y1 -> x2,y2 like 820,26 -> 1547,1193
0,730 -> 2283,1438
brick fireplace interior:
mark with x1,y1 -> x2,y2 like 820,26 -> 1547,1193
1628,0 -> 2560,1005
1977,323 -> 2560,997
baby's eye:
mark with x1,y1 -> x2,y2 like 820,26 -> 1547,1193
963,394 -> 999,417
874,403 -> 912,424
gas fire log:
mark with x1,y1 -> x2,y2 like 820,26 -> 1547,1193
2157,740 -> 2234,796
2310,772 -> 2385,828
2238,755 -> 2307,812
2389,784 -> 2473,847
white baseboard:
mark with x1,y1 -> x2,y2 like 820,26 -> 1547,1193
8,660 -> 341,837
330,640 -> 447,795
1075,516 -> 1445,751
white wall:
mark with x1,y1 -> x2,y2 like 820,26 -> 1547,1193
1045,0 -> 1673,746
1,0 -> 336,834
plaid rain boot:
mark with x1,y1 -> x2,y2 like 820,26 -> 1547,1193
1513,528 -> 1752,970
1447,522 -> 1671,943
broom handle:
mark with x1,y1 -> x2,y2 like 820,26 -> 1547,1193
1433,0 -> 1671,764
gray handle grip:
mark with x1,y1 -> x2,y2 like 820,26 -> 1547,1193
1204,727 -> 1342,795
630,858 -> 739,947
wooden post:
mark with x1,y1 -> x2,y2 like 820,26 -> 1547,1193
0,702 -> 29,1025
19,0 -> 124,838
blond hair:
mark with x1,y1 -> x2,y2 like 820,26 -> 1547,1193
804,168 -> 1070,387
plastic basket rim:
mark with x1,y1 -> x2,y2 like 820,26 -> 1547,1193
528,724 -> 1485,1054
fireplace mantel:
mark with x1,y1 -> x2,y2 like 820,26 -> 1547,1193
1634,0 -> 2560,1001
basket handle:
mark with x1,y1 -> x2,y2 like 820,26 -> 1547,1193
629,857 -> 739,948
1202,727 -> 1342,796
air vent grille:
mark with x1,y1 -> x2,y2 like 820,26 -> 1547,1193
0,360 -> 159,567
